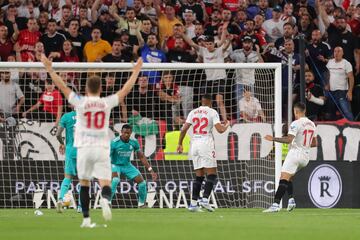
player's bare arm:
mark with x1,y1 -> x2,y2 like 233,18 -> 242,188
41,54 -> 72,99
177,123 -> 191,153
137,151 -> 158,181
116,57 -> 143,102
214,121 -> 230,133
311,136 -> 318,147
265,134 -> 295,144
56,126 -> 65,155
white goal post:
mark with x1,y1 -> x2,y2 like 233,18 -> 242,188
0,62 -> 282,208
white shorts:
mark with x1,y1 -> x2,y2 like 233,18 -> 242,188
282,149 -> 309,175
191,138 -> 217,170
77,147 -> 111,181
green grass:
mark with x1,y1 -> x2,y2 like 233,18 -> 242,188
0,209 -> 360,240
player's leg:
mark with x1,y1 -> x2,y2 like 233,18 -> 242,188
287,176 -> 296,212
110,165 -> 121,201
133,174 -> 147,208
199,167 -> 217,212
93,148 -> 112,221
57,174 -> 74,213
189,168 -> 205,212
77,147 -> 96,227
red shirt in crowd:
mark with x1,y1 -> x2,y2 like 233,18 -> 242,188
17,29 -> 41,61
0,39 -> 14,61
223,0 -> 240,12
39,90 -> 63,115
166,37 -> 190,50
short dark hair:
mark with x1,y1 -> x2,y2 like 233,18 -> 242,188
69,18 -> 80,25
122,124 -> 132,131
283,22 -> 294,29
126,7 -> 135,13
92,26 -> 102,34
62,4 -> 71,10
294,102 -> 306,112
48,19 -> 57,24
86,75 -> 101,94
202,94 -> 212,101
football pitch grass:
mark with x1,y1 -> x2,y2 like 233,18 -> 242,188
1,209 -> 359,240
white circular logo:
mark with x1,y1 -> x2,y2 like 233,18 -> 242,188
308,164 -> 342,208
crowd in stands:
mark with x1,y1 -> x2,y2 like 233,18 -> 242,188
1,0 -> 360,132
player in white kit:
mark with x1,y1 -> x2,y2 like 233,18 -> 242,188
177,94 -> 230,212
40,54 -> 143,227
263,102 -> 318,213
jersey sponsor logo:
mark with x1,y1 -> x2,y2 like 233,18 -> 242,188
308,164 -> 342,208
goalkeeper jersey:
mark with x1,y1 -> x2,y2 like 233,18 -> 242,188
59,111 -> 76,147
110,136 -> 140,165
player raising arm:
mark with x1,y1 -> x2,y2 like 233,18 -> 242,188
263,102 -> 317,213
177,94 -> 230,212
110,124 -> 157,208
41,54 -> 143,228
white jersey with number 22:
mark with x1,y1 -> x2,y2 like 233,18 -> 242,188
68,92 -> 119,148
186,106 -> 221,141
288,117 -> 317,155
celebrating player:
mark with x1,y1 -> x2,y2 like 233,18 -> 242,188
110,124 -> 158,207
56,109 -> 80,213
177,94 -> 230,212
263,102 -> 317,213
41,54 -> 143,228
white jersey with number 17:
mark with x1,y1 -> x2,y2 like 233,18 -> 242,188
68,92 -> 119,148
288,117 -> 317,155
186,106 -> 221,141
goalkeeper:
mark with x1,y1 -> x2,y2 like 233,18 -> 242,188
56,109 -> 80,213
110,124 -> 158,207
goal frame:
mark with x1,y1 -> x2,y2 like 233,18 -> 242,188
0,62 -> 282,190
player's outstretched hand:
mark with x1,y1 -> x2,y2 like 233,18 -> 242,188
59,144 -> 65,155
41,54 -> 53,72
150,171 -> 158,181
133,57 -> 143,72
177,144 -> 183,154
264,135 -> 273,141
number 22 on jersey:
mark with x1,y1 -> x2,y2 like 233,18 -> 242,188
193,117 -> 209,134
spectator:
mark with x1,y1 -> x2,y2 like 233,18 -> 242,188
57,5 -> 71,31
221,8 -> 241,35
239,87 -> 266,123
102,38 -> 131,62
297,14 -> 315,40
83,27 -> 112,62
4,5 -> 27,37
158,71 -> 183,130
18,1 -> 40,19
254,14 -> 266,37
112,7 -> 142,36
214,24 -> 232,59
326,46 -> 354,121
275,23 -> 299,53
164,23 -> 188,51
40,19 -> 66,56
166,37 -> 196,118
140,18 -> 152,43
0,71 -> 25,118
240,19 -> 267,52
48,39 -> 80,63
319,5 -> 358,70
45,0 -> 62,22
230,36 -> 263,119
140,32 -> 167,84
306,29 -> 332,85
101,72 -> 124,122
22,79 -> 63,127
79,4 -> 92,41
179,0 -> 207,23
262,5 -> 288,42
247,0 -> 273,20
38,11 -> 49,33
293,70 -> 325,121
204,9 -> 221,36
182,23 -> 232,121
233,9 -> 247,31
154,1 -> 183,44
126,75 -> 160,120
65,18 -> 86,61
16,18 -> 41,62
183,9 -> 196,39
192,22 -> 204,43
0,25 -> 16,62
91,1 -> 117,43
141,0 -> 157,26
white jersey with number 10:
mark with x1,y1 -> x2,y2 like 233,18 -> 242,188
186,106 -> 221,140
68,92 -> 119,148
288,117 -> 317,154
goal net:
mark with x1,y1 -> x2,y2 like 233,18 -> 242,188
0,62 -> 282,209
